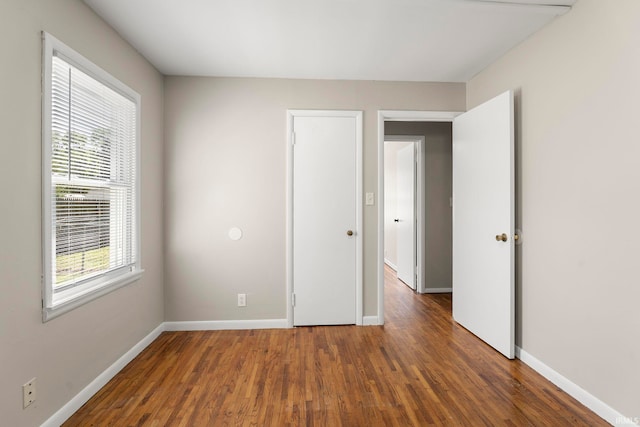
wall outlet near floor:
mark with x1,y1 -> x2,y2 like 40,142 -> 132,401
237,293 -> 247,307
23,378 -> 36,408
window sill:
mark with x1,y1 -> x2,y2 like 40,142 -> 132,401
43,269 -> 144,322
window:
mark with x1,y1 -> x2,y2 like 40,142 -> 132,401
42,32 -> 143,321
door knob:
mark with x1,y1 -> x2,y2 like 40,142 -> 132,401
394,219 -> 399,222
347,230 -> 354,236
495,233 -> 508,242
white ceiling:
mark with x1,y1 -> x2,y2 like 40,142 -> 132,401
83,0 -> 576,82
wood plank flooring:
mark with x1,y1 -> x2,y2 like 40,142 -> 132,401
64,266 -> 608,426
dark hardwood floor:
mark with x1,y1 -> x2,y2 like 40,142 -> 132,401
64,266 -> 607,426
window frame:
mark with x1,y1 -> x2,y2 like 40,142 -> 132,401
41,32 -> 143,322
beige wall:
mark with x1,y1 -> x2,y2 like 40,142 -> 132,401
467,0 -> 640,418
0,1 -> 165,425
385,122 -> 453,290
164,77 -> 465,321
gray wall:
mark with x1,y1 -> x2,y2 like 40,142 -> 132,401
0,1 -> 165,426
385,122 -> 453,290
467,0 -> 640,418
163,77 -> 465,321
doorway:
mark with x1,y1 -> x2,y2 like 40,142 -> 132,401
383,123 -> 454,300
383,136 -> 424,292
377,92 -> 515,359
377,111 -> 459,324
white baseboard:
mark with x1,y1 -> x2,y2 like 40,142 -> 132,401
42,323 -> 165,427
384,259 -> 397,271
164,318 -> 288,331
421,287 -> 452,294
516,346 -> 635,426
362,316 -> 380,326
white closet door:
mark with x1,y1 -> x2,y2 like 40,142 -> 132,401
292,113 -> 361,326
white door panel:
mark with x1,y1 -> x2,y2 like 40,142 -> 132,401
292,114 -> 359,326
452,91 -> 515,359
396,143 -> 416,289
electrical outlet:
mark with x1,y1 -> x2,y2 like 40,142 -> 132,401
23,378 -> 36,409
237,293 -> 247,307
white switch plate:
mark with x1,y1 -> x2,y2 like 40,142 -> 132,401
237,293 -> 247,307
365,192 -> 375,206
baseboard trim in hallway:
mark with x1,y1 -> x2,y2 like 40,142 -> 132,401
362,315 -> 379,325
421,287 -> 453,294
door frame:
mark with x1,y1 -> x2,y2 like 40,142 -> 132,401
384,135 -> 425,293
287,110 -> 363,328
377,110 -> 461,325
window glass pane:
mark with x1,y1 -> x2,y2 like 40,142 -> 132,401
55,185 -> 110,287
51,53 -> 137,291
51,58 -> 70,178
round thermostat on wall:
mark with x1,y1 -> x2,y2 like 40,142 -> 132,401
228,227 -> 243,241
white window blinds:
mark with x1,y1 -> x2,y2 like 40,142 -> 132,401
42,32 -> 142,320
51,53 -> 137,289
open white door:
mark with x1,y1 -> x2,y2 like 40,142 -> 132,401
452,91 -> 515,359
396,143 -> 416,289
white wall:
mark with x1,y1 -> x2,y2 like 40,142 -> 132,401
164,77 -> 465,321
0,1 -> 165,425
467,0 -> 640,419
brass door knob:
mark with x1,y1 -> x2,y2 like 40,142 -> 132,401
495,233 -> 508,242
347,230 -> 354,236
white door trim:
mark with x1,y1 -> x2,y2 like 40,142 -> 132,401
377,110 -> 462,325
287,110 -> 363,328
384,135 -> 425,293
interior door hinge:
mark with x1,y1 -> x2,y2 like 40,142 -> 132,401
291,293 -> 296,307
291,132 -> 296,146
